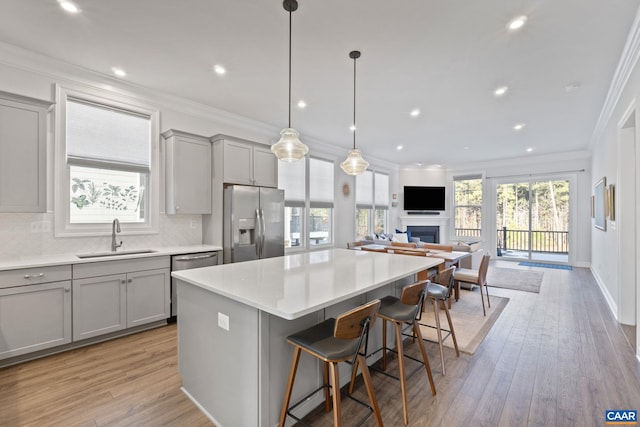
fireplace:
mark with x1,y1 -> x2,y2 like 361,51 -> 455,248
407,226 -> 439,243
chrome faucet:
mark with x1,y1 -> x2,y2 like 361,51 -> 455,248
111,218 -> 123,252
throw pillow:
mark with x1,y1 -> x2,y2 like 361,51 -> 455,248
395,229 -> 412,241
392,233 -> 409,243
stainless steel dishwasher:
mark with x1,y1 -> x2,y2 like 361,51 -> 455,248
170,251 -> 219,320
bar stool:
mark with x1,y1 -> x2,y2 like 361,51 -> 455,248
350,280 -> 436,426
279,299 -> 383,427
423,266 -> 460,375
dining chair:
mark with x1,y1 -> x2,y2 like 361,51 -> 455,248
453,253 -> 491,316
390,241 -> 418,248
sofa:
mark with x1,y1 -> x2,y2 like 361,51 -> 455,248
360,234 -> 483,270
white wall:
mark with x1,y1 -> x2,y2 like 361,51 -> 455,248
394,152 -> 592,266
590,16 -> 640,337
0,43 -> 399,256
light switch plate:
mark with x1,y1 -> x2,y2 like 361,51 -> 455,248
218,312 -> 229,331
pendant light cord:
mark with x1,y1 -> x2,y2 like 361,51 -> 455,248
353,54 -> 357,150
288,7 -> 292,128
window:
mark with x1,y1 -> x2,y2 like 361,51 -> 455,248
355,170 -> 389,239
453,175 -> 483,238
279,158 -> 305,248
55,85 -> 159,236
309,158 -> 333,246
278,156 -> 334,249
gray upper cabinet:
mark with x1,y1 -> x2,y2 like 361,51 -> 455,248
163,129 -> 212,214
212,135 -> 277,188
0,91 -> 53,212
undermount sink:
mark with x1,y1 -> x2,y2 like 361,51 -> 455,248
76,249 -> 157,259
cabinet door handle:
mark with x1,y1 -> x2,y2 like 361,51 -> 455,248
127,278 -> 133,283
121,279 -> 126,284
175,205 -> 180,211
65,287 -> 70,292
24,273 -> 45,279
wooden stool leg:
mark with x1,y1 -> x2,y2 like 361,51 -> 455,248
394,321 -> 409,425
323,361 -> 331,411
279,347 -> 301,427
329,361 -> 342,426
442,302 -> 460,357
348,356 -> 359,394
485,283 -> 491,308
431,297 -> 446,375
358,354 -> 384,427
381,319 -> 388,371
480,283 -> 486,316
412,321 -> 436,396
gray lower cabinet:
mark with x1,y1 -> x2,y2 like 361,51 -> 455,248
72,257 -> 170,341
0,266 -> 72,360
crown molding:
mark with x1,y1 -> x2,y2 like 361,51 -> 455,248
590,6 -> 640,147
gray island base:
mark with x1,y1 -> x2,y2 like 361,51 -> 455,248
172,248 -> 442,426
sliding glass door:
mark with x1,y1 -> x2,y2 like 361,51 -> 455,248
496,179 -> 569,263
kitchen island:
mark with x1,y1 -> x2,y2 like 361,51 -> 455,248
172,248 -> 442,427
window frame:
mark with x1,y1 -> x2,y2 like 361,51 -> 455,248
355,170 -> 389,239
278,155 -> 335,252
54,84 -> 160,237
452,173 -> 484,240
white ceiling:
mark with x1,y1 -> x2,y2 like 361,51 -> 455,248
1,0 -> 639,167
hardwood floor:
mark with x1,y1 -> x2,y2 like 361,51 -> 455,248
1,264 -> 639,426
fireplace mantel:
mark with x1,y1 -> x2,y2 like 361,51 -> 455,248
398,215 -> 450,243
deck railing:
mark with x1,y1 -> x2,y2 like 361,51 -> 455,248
455,227 -> 569,254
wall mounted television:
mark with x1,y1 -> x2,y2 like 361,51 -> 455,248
403,186 -> 446,211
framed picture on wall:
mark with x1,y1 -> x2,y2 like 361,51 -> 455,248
594,177 -> 606,231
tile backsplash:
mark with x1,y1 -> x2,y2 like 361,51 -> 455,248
0,213 -> 202,257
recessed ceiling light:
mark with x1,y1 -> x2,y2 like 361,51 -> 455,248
349,125 -> 356,132
415,162 -> 423,167
526,147 -> 534,152
513,123 -> 526,131
396,145 -> 404,150
111,67 -> 126,77
59,0 -> 79,13
565,82 -> 581,92
508,16 -> 527,30
464,146 -> 470,150
213,65 -> 226,75
410,109 -> 420,117
297,100 -> 307,109
494,86 -> 508,96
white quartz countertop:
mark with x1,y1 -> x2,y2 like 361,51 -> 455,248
0,244 -> 223,271
172,248 -> 443,320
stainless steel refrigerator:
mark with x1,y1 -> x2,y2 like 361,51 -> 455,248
223,185 -> 285,263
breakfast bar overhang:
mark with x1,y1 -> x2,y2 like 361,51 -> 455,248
172,248 -> 443,426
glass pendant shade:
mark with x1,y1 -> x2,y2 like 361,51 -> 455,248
340,149 -> 369,175
271,127 -> 309,162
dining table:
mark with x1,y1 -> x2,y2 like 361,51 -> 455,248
360,244 -> 472,301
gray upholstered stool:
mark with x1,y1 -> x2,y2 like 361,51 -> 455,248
351,280 -> 436,426
424,266 -> 460,375
279,299 -> 383,427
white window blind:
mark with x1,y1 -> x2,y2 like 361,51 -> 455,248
356,170 -> 373,206
374,173 -> 389,207
66,99 -> 151,172
278,158 -> 306,206
309,158 -> 334,207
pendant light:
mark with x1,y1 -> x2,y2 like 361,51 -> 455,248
271,0 -> 309,162
340,50 -> 369,175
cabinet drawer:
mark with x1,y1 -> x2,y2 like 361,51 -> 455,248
73,256 -> 170,279
0,265 -> 72,289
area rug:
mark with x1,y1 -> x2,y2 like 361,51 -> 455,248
518,261 -> 573,270
419,291 -> 509,355
486,267 -> 544,293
